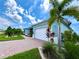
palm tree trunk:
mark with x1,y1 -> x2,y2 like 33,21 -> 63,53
58,20 -> 61,50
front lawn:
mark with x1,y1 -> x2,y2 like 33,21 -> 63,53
5,48 -> 41,59
0,34 -> 24,41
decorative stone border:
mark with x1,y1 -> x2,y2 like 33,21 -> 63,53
38,47 -> 46,59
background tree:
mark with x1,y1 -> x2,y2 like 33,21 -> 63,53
15,29 -> 23,35
5,27 -> 23,37
11,28 -> 16,36
48,0 -> 79,50
5,26 -> 12,37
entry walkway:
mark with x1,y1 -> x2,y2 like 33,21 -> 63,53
0,37 -> 45,59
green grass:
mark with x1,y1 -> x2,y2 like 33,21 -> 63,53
5,48 -> 41,59
0,34 -> 24,41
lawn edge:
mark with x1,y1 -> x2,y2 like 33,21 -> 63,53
38,47 -> 46,59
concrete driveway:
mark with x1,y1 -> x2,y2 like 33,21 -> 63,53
0,37 -> 45,59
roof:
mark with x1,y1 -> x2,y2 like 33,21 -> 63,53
32,20 -> 48,26
24,28 -> 30,30
25,19 -> 79,35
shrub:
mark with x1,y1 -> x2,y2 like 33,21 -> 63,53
63,31 -> 79,43
63,30 -> 79,59
64,41 -> 79,59
42,42 -> 63,59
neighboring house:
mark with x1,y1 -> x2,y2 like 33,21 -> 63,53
32,20 -> 69,44
24,28 -> 30,36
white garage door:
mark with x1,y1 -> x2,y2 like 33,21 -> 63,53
34,28 -> 48,41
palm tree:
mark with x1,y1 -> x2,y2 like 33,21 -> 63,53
48,0 -> 79,50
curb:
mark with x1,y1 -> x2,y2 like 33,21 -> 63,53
38,47 -> 46,59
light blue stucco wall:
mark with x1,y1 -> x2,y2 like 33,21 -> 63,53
51,21 -> 68,44
51,21 -> 68,37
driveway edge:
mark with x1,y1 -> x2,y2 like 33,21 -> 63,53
38,47 -> 46,59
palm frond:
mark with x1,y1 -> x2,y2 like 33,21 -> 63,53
61,19 -> 72,31
48,16 -> 56,28
50,8 -> 57,17
58,0 -> 72,11
59,17 -> 72,31
50,0 -> 59,8
48,8 -> 57,28
62,7 -> 79,21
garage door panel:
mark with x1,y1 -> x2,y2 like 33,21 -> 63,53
34,28 -> 48,41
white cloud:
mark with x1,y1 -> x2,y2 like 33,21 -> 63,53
37,19 -> 43,22
70,0 -> 79,6
5,0 -> 37,25
28,7 -> 33,14
28,0 -> 38,14
5,0 -> 24,24
24,13 -> 44,24
4,0 -> 51,25
14,14 -> 23,23
17,6 -> 24,14
0,17 -> 11,26
5,12 -> 23,23
25,14 -> 37,24
58,0 -> 63,3
40,0 -> 63,12
5,0 -> 17,9
23,1 -> 37,24
25,10 -> 28,14
63,0 -> 79,10
40,0 -> 51,12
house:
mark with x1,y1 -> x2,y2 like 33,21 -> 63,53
24,28 -> 30,36
32,20 -> 48,41
32,20 -> 69,44
24,19 -> 78,44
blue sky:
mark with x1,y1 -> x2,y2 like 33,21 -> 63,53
0,0 -> 79,34
0,0 -> 51,29
71,22 -> 79,35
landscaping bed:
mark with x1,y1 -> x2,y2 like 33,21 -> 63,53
5,48 -> 41,59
